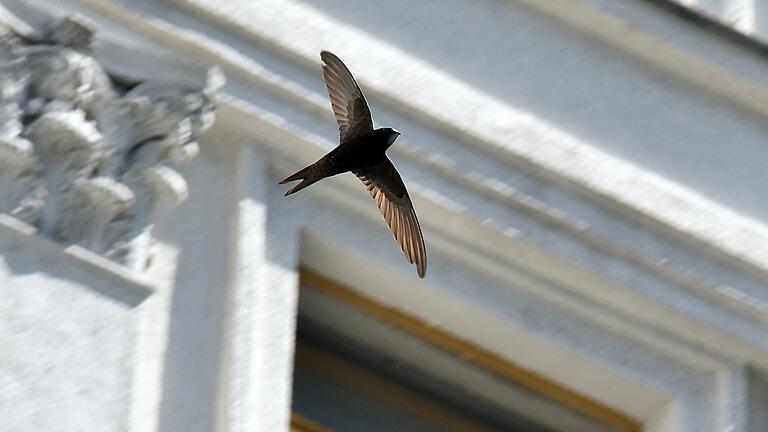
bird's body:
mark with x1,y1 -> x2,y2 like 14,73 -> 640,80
281,128 -> 397,195
280,51 -> 427,278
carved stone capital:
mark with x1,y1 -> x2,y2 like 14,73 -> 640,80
0,16 -> 223,270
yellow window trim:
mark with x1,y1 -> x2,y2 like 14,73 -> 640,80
291,413 -> 333,432
299,267 -> 642,432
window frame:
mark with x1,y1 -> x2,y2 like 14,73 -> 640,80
297,267 -> 642,432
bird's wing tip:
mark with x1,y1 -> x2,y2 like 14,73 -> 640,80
417,264 -> 426,278
320,50 -> 340,63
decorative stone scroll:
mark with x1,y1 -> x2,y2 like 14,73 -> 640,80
0,16 -> 223,270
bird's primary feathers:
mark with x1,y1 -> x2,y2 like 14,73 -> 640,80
279,51 -> 427,278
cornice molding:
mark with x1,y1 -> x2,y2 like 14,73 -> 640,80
236,99 -> 768,368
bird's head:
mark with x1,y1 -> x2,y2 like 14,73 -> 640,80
382,128 -> 401,148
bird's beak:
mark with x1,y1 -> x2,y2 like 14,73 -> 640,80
393,129 -> 401,136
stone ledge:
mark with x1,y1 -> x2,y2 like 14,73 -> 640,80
0,213 -> 155,304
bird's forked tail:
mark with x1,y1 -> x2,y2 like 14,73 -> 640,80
279,164 -> 321,196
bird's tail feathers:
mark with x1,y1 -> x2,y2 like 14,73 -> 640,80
285,177 -> 322,196
279,165 -> 312,184
280,164 -> 321,196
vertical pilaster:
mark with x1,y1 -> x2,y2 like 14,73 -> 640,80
217,143 -> 301,432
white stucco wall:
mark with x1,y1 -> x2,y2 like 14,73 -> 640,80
0,217 -> 152,432
3,0 -> 768,431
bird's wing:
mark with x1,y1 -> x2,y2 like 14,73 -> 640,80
355,159 -> 427,278
321,51 -> 374,143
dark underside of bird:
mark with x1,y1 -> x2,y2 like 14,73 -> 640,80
279,50 -> 427,278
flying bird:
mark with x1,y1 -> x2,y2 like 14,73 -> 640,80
280,51 -> 427,278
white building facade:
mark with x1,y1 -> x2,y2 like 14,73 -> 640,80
2,0 -> 768,431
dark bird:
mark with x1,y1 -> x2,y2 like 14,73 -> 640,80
280,51 -> 427,278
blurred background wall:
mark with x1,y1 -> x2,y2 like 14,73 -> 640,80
2,1 -> 768,431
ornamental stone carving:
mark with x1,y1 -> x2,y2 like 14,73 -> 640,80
0,16 -> 223,270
